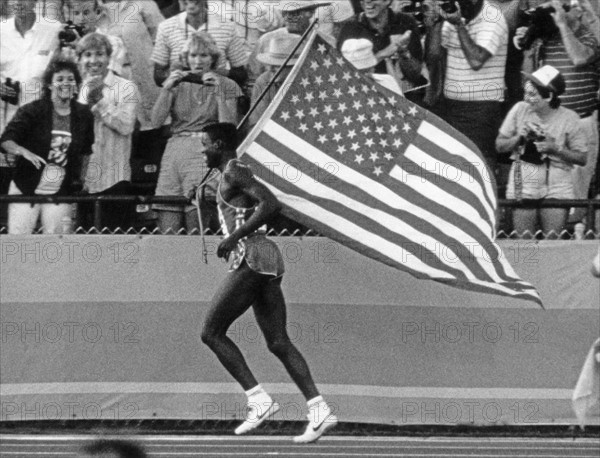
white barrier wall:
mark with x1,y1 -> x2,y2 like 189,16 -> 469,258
1,235 -> 599,426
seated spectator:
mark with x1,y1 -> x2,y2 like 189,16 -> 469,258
248,35 -> 303,132
76,32 -> 140,231
151,32 -> 241,234
337,0 -> 425,103
341,37 -> 403,94
0,59 -> 94,234
151,0 -> 249,88
495,66 -> 588,238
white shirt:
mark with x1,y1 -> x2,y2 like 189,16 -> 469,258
79,71 -> 139,193
0,15 -> 61,131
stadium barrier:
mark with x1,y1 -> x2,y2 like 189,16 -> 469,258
1,233 -> 598,426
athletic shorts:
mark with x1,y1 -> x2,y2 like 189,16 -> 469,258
229,234 -> 285,278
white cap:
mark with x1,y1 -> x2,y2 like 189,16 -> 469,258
341,38 -> 377,70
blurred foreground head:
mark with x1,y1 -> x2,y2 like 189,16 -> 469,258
80,438 -> 147,458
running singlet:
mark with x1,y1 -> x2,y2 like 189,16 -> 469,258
216,160 -> 285,278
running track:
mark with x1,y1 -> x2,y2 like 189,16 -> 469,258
1,435 -> 599,457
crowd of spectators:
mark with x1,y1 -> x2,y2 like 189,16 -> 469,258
0,0 -> 598,238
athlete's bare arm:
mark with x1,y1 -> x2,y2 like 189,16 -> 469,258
217,161 -> 282,260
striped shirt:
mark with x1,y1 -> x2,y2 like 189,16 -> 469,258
442,0 -> 508,102
151,11 -> 249,70
541,29 -> 600,116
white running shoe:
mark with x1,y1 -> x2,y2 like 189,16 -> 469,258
293,408 -> 338,444
234,399 -> 280,435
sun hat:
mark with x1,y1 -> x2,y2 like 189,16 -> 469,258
257,35 -> 303,66
523,65 -> 566,96
341,38 -> 378,70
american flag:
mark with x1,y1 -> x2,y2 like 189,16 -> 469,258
239,32 -> 542,306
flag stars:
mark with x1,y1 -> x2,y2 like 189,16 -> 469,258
333,133 -> 342,142
338,102 -> 347,112
295,109 -> 305,119
361,125 -> 371,135
402,123 -> 411,133
376,126 -> 385,135
390,125 -> 398,134
323,105 -> 333,115
328,74 -> 338,84
393,138 -> 403,148
317,134 -> 327,144
348,86 -> 357,96
369,151 -> 379,162
318,91 -> 328,100
281,111 -> 290,121
315,75 -> 323,85
291,95 -> 300,104
367,98 -> 376,108
323,57 -> 333,68
299,123 -> 308,133
384,152 -> 393,161
408,106 -> 418,116
342,71 -> 351,81
354,153 -> 364,164
329,119 -> 338,129
379,138 -> 388,147
300,77 -> 310,88
353,100 -> 362,110
333,88 -> 342,98
310,61 -> 319,70
309,107 -> 319,117
337,57 -> 346,66
305,92 -> 314,102
388,96 -> 397,105
385,110 -> 394,120
373,166 -> 383,177
361,84 -> 370,93
365,138 -> 375,148
357,114 -> 366,123
337,144 -> 346,154
372,112 -> 381,122
343,116 -> 352,126
318,43 -> 327,53
314,121 -> 323,131
351,143 -> 360,152
347,129 -> 357,139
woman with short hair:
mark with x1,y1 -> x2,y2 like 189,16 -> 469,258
152,31 -> 241,234
0,59 -> 94,234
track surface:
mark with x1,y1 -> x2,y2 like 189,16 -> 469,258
1,435 -> 599,458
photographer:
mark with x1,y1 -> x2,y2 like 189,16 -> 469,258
432,0 -> 509,175
496,66 -> 587,238
151,32 -> 241,234
515,0 -> 599,225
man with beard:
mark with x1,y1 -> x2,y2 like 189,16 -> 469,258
197,122 -> 338,443
434,0 -> 509,178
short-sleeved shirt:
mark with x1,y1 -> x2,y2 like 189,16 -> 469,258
499,101 -> 588,170
442,0 -> 508,102
151,11 -> 249,71
540,28 -> 600,116
169,75 -> 242,134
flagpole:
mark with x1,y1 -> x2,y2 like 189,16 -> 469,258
237,19 -> 320,133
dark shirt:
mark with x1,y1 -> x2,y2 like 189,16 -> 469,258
337,8 -> 424,74
0,98 -> 94,196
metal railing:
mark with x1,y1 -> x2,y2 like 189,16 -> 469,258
0,195 -> 599,237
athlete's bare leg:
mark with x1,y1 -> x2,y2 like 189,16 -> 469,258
253,276 -> 320,400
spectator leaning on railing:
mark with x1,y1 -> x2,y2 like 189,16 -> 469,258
0,59 -> 94,234
495,65 -> 587,238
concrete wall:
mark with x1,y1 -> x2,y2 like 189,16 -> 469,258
1,235 -> 598,426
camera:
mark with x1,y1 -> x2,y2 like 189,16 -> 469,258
59,21 -> 85,46
400,1 -> 428,35
440,1 -> 458,14
519,123 -> 546,164
1,78 -> 20,105
517,3 -> 571,50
